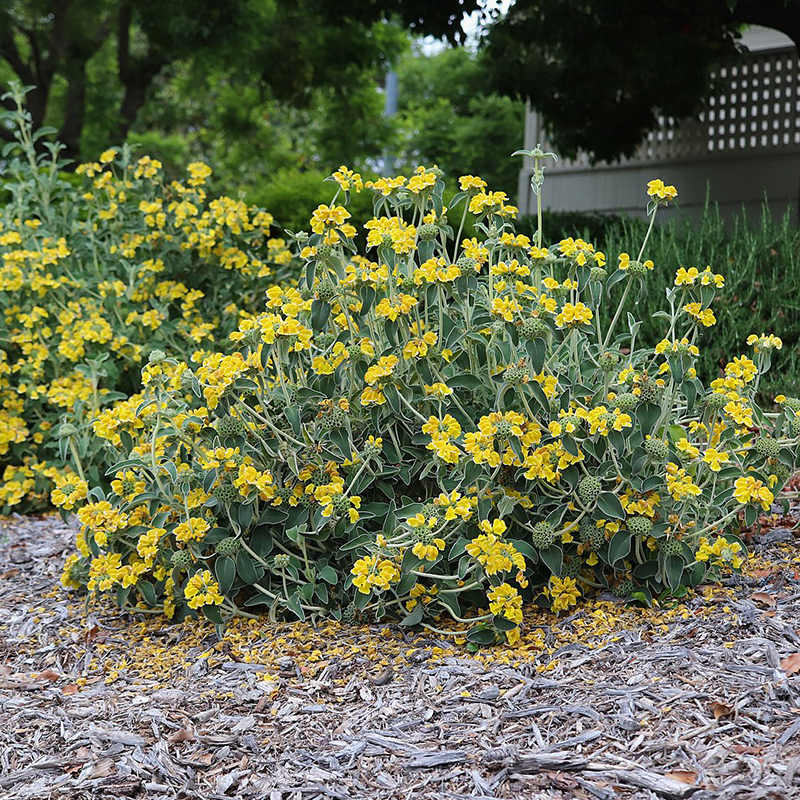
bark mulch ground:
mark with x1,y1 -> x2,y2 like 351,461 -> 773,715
2,514 -> 800,799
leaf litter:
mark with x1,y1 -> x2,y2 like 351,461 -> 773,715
1,513 -> 800,799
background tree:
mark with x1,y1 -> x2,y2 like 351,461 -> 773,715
394,44 -> 525,194
0,0 -> 479,159
483,0 -> 800,162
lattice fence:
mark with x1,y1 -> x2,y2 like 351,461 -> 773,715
548,47 -> 800,171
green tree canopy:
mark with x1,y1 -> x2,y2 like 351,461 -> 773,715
483,0 -> 800,162
0,0 -> 479,159
394,44 -> 525,193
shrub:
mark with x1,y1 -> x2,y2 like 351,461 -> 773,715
61,155 -> 798,646
519,209 -> 628,246
0,85 -> 297,511
601,204 -> 800,398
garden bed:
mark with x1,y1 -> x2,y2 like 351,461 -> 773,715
2,515 -> 800,799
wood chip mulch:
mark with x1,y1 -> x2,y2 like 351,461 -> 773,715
2,514 -> 800,799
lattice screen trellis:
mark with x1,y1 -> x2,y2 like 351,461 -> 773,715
548,47 -> 800,170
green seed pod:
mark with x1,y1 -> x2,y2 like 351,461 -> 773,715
316,280 -> 337,302
627,261 -> 649,278
171,550 -> 193,569
560,557 -> 583,579
274,486 -> 294,504
456,256 -> 478,276
789,416 -> 800,436
659,538 -> 683,557
703,392 -> 728,411
589,266 -> 607,282
316,243 -> 333,259
319,407 -> 347,430
531,521 -> 556,549
504,365 -> 528,386
363,438 -> 383,457
495,419 -> 514,439
753,436 -> 781,459
215,537 -> 241,556
637,379 -> 661,404
597,351 -> 620,372
417,223 -> 438,242
519,317 -> 549,340
577,476 -> 602,506
644,438 -> 669,461
615,579 -> 635,597
627,516 -> 653,537
330,493 -> 351,514
315,332 -> 336,348
770,460 -> 791,484
614,392 -> 638,412
213,483 -> 239,505
217,415 -> 245,438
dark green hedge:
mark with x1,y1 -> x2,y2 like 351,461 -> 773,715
529,204 -> 800,398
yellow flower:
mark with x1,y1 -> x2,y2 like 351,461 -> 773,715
646,179 -> 678,201
310,204 -> 351,235
733,476 -> 774,510
546,576 -> 581,613
747,333 -> 782,353
458,175 -> 487,193
51,475 -> 88,510
696,536 -> 744,570
676,438 -> 700,459
684,302 -> 716,327
331,166 -> 363,193
412,538 -> 446,561
555,302 -> 593,328
403,331 -> 437,359
351,554 -> 400,594
487,583 -> 523,623
703,447 -> 730,472
425,382 -> 453,397
184,570 -> 224,609
479,518 -> 507,536
174,517 -> 210,543
422,414 -> 461,440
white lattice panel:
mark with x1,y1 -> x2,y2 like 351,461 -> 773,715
547,47 -> 800,171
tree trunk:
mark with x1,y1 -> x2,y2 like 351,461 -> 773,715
113,2 -> 166,144
59,61 -> 88,161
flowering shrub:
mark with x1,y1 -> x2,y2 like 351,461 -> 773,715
61,152 -> 798,645
0,86 -> 296,511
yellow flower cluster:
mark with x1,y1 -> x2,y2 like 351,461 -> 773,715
184,570 -> 225,610
733,476 -> 774,510
1,120 -> 296,512
487,583 -> 523,624
352,554 -> 401,594
695,536 -> 744,570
